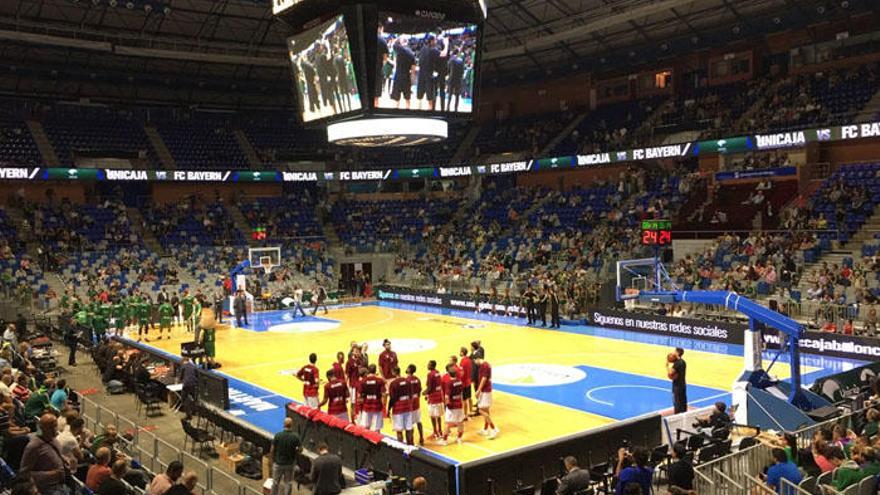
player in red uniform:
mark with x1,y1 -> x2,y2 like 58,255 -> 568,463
332,351 -> 346,382
458,347 -> 474,417
359,364 -> 386,431
296,353 -> 320,408
388,366 -> 415,444
346,346 -> 365,417
439,364 -> 465,446
423,360 -> 444,440
474,357 -> 498,439
378,339 -> 398,380
405,364 -> 424,446
319,369 -> 350,421
352,367 -> 367,424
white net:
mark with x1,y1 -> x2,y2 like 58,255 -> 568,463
248,247 -> 281,273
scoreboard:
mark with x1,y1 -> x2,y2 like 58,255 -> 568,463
274,0 -> 486,139
640,219 -> 672,247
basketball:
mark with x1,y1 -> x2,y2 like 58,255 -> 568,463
667,353 -> 678,363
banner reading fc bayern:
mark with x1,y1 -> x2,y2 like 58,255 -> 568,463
1,120 -> 879,184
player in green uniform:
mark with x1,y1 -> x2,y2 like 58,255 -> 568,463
92,304 -> 110,343
137,299 -> 152,341
202,323 -> 216,368
158,301 -> 174,339
191,297 -> 202,342
182,292 -> 194,333
111,301 -> 126,337
126,296 -> 139,331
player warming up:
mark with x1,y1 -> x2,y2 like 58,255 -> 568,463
359,364 -> 386,432
388,366 -> 415,445
319,369 -> 349,421
424,360 -> 444,441
474,356 -> 498,439
439,364 -> 465,446
405,364 -> 424,446
667,347 -> 688,413
296,353 -> 320,408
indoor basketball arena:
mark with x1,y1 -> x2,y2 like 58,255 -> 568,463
1,0 -> 880,494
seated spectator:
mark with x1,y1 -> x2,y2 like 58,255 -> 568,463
695,402 -> 731,430
87,447 -> 113,491
615,446 -> 652,495
57,416 -> 85,467
0,400 -> 29,437
821,320 -> 837,333
11,373 -> 30,403
556,456 -> 590,495
831,445 -> 880,491
862,409 -> 880,437
165,471 -> 199,495
49,379 -> 68,411
812,440 -> 835,473
763,447 -> 802,494
91,424 -> 122,457
666,443 -> 694,492
410,476 -> 427,495
97,459 -> 130,495
147,460 -> 184,495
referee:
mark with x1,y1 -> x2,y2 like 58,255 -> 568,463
523,285 -> 536,325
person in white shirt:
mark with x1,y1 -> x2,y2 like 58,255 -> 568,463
291,285 -> 306,318
0,372 -> 12,400
2,324 -> 16,349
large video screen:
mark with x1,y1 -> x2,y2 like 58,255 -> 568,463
375,13 -> 478,114
288,15 -> 362,123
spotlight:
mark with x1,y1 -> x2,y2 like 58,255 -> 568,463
816,5 -> 826,13
840,0 -> 849,7
732,25 -> 741,34
126,1 -> 134,9
109,0 -> 117,6
144,3 -> 152,13
773,17 -> 782,25
163,6 -> 171,14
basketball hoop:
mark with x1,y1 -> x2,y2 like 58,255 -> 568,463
260,256 -> 274,274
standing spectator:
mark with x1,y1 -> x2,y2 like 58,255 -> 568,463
310,442 -> 344,495
269,418 -> 301,495
668,347 -> 687,413
147,460 -> 184,495
19,413 -> 69,495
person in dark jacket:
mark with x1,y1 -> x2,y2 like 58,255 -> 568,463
310,442 -> 344,495
556,456 -> 590,495
667,443 -> 694,492
549,287 -> 561,329
234,290 -> 248,327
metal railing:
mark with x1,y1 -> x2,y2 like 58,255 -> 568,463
695,406 -> 865,495
79,394 -> 249,495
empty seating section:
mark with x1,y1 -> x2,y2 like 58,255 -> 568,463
655,82 -> 755,136
145,202 -> 245,248
473,112 -> 573,157
42,105 -> 158,167
811,163 -> 879,248
0,114 -> 41,166
241,116 -> 328,163
154,121 -> 248,169
554,97 -> 664,155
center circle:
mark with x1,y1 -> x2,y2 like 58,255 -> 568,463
493,363 -> 587,387
363,338 -> 438,355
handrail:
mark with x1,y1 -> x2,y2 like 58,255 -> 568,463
745,473 -> 777,494
780,477 -> 818,495
713,467 -> 743,490
78,394 -> 260,495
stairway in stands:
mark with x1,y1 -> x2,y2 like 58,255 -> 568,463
144,126 -> 177,169
25,120 -> 60,167
127,207 -> 165,256
227,205 -> 254,244
234,129 -> 261,168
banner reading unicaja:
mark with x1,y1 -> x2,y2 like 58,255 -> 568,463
2,120 -> 878,183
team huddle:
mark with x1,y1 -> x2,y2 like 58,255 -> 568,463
295,339 -> 498,446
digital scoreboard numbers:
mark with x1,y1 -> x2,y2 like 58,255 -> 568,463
640,219 -> 672,246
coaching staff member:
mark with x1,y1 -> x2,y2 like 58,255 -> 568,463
310,442 -> 344,495
391,36 -> 416,109
667,347 -> 687,413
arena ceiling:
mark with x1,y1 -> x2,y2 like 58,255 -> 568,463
0,0 -> 871,106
